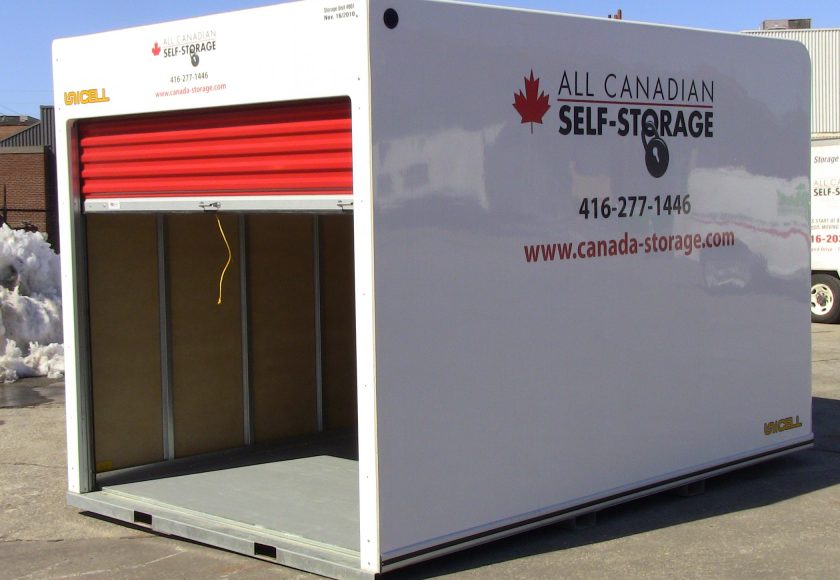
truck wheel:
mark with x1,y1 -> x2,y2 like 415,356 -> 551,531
811,274 -> 840,323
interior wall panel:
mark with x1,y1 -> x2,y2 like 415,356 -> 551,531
320,214 -> 357,429
87,214 -> 163,471
168,213 -> 244,457
248,214 -> 318,442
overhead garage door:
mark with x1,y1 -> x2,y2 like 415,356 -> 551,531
77,97 -> 352,199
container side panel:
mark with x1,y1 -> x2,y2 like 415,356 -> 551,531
168,213 -> 244,457
369,0 -> 812,558
53,0 -> 380,569
248,214 -> 318,442
58,110 -> 86,492
87,214 -> 163,471
321,214 -> 358,430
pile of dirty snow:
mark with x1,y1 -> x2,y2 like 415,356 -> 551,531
0,225 -> 63,382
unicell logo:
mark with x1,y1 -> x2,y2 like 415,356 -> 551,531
513,69 -> 716,178
64,88 -> 110,106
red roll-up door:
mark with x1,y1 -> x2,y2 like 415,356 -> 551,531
78,98 -> 352,199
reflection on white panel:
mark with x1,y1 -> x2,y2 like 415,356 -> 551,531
569,160 -> 613,199
683,167 -> 808,278
375,125 -> 503,209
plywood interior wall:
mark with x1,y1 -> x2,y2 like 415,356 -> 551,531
87,214 -> 163,472
320,214 -> 357,430
86,211 -> 356,466
248,214 -> 318,442
168,214 -> 244,457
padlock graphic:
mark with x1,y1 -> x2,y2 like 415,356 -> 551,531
642,121 -> 669,178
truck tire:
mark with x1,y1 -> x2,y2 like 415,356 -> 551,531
811,274 -> 840,323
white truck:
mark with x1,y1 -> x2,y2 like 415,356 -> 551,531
53,1 -> 813,577
743,26 -> 840,322
811,139 -> 840,322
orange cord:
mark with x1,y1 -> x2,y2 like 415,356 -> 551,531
216,215 -> 232,305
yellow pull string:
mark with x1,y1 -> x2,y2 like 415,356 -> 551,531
216,215 -> 232,305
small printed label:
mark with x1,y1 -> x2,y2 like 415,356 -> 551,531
96,460 -> 114,472
324,2 -> 357,22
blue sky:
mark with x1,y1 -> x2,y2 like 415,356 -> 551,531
1,0 -> 837,119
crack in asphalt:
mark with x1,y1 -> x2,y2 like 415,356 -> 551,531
0,538 -> 65,544
0,462 -> 62,470
37,550 -> 184,579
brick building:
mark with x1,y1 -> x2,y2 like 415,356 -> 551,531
0,107 -> 58,248
0,114 -> 37,140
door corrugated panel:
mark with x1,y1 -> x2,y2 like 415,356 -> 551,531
78,98 -> 352,199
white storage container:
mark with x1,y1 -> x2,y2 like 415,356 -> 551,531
53,1 -> 813,577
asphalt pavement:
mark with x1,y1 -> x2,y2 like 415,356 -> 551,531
1,324 -> 839,579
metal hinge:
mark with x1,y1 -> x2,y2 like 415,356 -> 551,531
199,201 -> 221,212
337,200 -> 354,211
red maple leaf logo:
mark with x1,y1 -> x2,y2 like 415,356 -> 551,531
152,42 -> 161,56
513,70 -> 551,133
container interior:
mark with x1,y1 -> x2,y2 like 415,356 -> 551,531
84,211 -> 359,552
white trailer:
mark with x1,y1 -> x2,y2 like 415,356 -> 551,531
811,139 -> 840,322
53,1 -> 813,577
744,27 -> 840,322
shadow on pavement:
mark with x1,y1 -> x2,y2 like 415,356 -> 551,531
813,396 -> 840,452
387,396 -> 840,578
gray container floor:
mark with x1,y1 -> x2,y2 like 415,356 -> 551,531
95,430 -> 359,552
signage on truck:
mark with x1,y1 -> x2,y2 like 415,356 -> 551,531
811,143 -> 840,270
